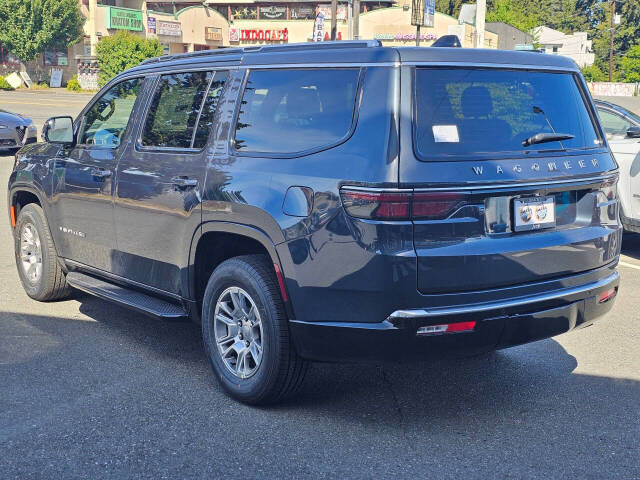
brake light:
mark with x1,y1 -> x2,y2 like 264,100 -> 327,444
10,205 -> 16,228
340,189 -> 467,221
417,321 -> 476,336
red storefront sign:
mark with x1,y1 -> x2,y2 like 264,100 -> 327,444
239,28 -> 288,42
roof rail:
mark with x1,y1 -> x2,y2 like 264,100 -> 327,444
140,40 -> 381,65
141,47 -> 245,65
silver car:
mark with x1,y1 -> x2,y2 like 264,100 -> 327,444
0,109 -> 37,151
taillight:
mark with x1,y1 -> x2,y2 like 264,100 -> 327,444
412,192 -> 466,220
340,188 -> 466,221
340,190 -> 411,220
599,175 -> 618,201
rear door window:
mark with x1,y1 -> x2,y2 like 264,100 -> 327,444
141,71 -> 212,149
193,70 -> 229,149
233,68 -> 360,154
413,68 -> 601,160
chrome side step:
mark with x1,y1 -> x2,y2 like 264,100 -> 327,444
66,271 -> 188,320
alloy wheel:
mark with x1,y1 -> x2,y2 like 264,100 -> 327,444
213,286 -> 264,379
20,222 -> 42,285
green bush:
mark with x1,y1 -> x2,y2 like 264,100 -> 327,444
581,64 -> 607,82
66,74 -> 82,91
96,31 -> 163,87
0,75 -> 14,90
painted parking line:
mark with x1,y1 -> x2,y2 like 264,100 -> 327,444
0,99 -> 89,106
619,260 -> 640,271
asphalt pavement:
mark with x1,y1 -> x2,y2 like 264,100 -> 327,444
1,90 -> 639,479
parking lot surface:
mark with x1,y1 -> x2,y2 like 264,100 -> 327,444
1,90 -> 639,479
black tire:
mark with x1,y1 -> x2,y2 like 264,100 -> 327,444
13,203 -> 71,301
202,254 -> 308,405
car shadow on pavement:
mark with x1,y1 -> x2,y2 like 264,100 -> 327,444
621,231 -> 640,261
2,294 -> 639,477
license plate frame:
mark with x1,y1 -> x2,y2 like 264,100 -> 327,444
513,195 -> 556,232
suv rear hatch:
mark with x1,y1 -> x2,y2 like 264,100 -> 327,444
402,66 -> 620,294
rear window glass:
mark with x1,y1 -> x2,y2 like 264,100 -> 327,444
234,69 -> 359,153
414,68 -> 600,160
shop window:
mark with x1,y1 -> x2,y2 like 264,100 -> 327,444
212,5 -> 229,19
231,5 -> 257,20
259,5 -> 286,20
0,44 -> 19,65
142,71 -> 212,149
44,49 -> 68,66
193,71 -> 229,148
290,5 -> 315,19
234,69 -> 360,154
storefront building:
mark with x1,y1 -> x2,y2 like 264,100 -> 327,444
0,0 -> 498,87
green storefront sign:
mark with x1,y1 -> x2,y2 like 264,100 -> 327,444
107,7 -> 143,31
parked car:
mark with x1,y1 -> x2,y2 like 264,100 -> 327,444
0,109 -> 37,151
594,99 -> 640,232
7,42 -> 621,404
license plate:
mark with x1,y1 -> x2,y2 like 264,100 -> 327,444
513,196 -> 556,232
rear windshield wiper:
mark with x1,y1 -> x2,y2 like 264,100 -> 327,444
522,132 -> 575,147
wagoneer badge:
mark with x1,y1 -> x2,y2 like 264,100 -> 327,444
472,158 -> 599,176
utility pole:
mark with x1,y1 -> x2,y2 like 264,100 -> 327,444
609,0 -> 615,82
353,0 -> 360,39
330,0 -> 337,40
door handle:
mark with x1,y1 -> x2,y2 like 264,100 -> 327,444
171,177 -> 198,189
91,168 -> 112,179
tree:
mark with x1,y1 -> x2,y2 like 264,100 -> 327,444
620,45 -> 640,83
0,0 -> 83,62
486,0 -> 540,33
96,31 -> 163,86
435,0 -> 465,17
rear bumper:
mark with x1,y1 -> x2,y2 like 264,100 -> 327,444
289,271 -> 619,362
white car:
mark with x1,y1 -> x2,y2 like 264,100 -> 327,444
595,99 -> 640,232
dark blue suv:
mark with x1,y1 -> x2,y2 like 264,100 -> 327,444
7,42 -> 621,404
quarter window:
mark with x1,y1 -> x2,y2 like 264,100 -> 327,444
233,69 -> 360,153
193,70 -> 229,149
79,77 -> 142,147
142,71 -> 212,149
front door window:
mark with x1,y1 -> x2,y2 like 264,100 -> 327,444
79,78 -> 143,147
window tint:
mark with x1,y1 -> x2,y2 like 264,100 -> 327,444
597,109 -> 633,138
80,78 -> 142,147
234,69 -> 359,153
193,70 -> 229,149
414,68 -> 600,160
142,71 -> 212,148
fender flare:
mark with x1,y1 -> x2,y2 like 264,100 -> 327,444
187,221 -> 293,317
8,183 -> 49,226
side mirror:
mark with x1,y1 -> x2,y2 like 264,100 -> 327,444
627,125 -> 640,138
42,116 -> 74,145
